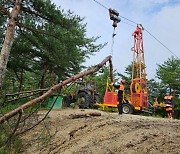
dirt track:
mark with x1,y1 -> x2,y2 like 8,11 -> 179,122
21,108 -> 180,154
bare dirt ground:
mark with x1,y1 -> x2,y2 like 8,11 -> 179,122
20,108 -> 180,154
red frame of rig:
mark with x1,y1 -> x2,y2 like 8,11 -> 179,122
97,22 -> 149,112
130,24 -> 149,110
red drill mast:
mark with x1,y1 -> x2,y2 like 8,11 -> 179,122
130,24 -> 149,110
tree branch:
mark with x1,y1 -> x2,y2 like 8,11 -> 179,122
0,5 -> 10,16
20,6 -> 60,26
16,22 -> 59,38
0,56 -> 113,123
7,0 -> 66,28
0,5 -> 59,39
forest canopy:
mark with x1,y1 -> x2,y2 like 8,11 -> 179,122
0,0 -> 105,92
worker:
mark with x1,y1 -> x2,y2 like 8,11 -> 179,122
112,80 -> 125,116
164,88 -> 174,119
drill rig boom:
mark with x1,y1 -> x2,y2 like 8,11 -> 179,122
130,24 -> 149,110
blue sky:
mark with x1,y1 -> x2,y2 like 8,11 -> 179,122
51,0 -> 180,79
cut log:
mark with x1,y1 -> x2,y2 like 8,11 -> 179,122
70,112 -> 101,119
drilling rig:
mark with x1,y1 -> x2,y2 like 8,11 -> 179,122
96,16 -> 149,113
130,24 -> 149,111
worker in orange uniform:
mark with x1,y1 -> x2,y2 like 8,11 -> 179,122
164,88 -> 174,119
112,80 -> 125,116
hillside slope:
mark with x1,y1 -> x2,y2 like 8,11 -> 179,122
21,109 -> 180,154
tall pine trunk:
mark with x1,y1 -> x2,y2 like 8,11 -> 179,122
39,64 -> 48,89
18,68 -> 24,92
0,0 -> 22,89
51,67 -> 55,86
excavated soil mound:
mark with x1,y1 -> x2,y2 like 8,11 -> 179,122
21,108 -> 180,154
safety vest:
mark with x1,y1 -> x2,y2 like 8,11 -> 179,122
164,95 -> 173,107
164,96 -> 173,100
119,85 -> 124,91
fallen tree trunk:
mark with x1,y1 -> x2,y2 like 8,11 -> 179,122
5,91 -> 45,103
5,89 -> 48,97
70,112 -> 101,119
0,55 -> 113,123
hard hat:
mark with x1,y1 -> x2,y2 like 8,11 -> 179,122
121,80 -> 125,84
166,88 -> 171,94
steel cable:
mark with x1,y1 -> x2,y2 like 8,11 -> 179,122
92,0 -> 179,58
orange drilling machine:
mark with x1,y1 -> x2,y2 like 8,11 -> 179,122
97,9 -> 149,114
